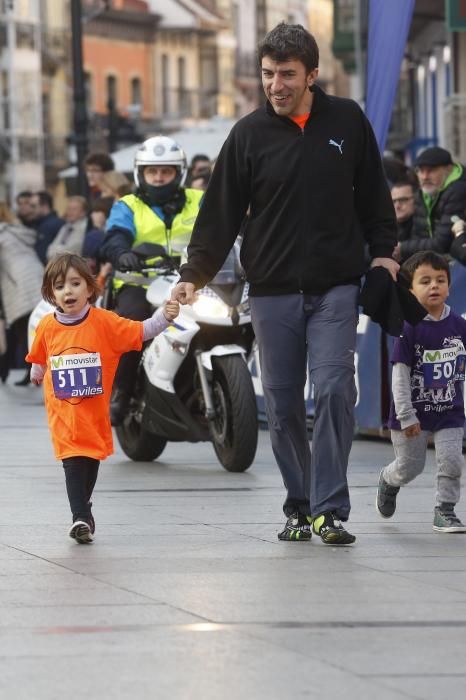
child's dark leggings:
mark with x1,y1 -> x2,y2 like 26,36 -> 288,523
62,457 -> 100,522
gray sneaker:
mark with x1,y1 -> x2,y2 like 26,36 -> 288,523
433,507 -> 466,533
376,469 -> 400,518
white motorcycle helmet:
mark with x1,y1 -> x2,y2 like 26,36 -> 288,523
134,135 -> 188,189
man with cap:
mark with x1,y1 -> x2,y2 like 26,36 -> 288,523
393,146 -> 466,263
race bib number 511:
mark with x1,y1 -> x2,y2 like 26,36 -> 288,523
50,352 -> 103,400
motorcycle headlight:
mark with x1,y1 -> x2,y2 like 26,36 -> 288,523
192,295 -> 230,319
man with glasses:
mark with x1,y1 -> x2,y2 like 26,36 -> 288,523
391,180 -> 415,261
393,147 -> 466,263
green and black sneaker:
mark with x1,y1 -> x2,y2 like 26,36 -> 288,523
433,505 -> 466,533
311,512 -> 355,545
277,512 -> 312,541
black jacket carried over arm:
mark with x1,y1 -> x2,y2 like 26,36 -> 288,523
180,84 -> 397,295
359,267 -> 426,336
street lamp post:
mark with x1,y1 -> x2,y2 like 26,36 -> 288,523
70,0 -> 88,196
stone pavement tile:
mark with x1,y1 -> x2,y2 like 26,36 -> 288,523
0,544 -> 39,560
0,626 -> 414,700
1,380 -> 465,698
383,569 -> 466,594
377,675 -> 466,700
0,572 -> 120,591
0,584 -> 162,607
242,625 -> 466,690
0,603 -> 201,629
353,555 -> 466,572
0,558 -> 68,575
91,568 -> 466,623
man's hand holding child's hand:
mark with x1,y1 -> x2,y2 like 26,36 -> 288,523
163,299 -> 180,322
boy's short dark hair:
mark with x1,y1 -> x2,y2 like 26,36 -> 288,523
258,22 -> 319,73
84,152 -> 115,172
401,251 -> 451,287
42,253 -> 100,306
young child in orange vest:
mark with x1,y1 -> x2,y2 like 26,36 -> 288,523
27,253 -> 179,543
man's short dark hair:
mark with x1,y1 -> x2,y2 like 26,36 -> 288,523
258,22 -> 319,73
84,152 -> 115,172
191,154 -> 210,166
90,196 -> 114,217
16,190 -> 32,202
391,180 -> 417,194
401,251 -> 451,286
35,190 -> 53,210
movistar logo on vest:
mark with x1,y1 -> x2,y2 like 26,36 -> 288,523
424,346 -> 463,363
51,353 -> 100,370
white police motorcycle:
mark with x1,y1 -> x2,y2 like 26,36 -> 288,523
108,242 -> 258,472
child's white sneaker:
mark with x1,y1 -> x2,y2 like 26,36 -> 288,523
69,520 -> 94,543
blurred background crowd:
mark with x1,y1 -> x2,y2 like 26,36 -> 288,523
2,0 -> 466,385
0,148 -> 213,384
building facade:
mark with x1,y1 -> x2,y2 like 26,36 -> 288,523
0,0 -> 44,201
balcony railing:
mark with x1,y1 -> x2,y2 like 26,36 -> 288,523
160,88 -> 218,121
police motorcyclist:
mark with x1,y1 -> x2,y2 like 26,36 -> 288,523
100,135 -> 203,425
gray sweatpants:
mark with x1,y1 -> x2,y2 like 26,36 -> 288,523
383,427 -> 464,506
250,286 -> 358,520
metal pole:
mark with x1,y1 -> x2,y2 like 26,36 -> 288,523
70,0 -> 88,196
6,6 -> 18,204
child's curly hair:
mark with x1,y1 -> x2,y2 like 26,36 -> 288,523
42,253 -> 100,306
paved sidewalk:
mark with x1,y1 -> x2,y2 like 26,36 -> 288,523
1,371 -> 466,699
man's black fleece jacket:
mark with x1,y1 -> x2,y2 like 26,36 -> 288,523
180,84 -> 397,296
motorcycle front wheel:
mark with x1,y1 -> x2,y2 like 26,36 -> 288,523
210,355 -> 258,472
116,413 -> 167,462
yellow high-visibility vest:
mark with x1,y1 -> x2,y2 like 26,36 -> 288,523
113,188 -> 203,290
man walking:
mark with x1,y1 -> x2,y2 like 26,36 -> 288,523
171,23 -> 398,544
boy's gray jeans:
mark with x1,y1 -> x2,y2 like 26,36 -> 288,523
383,428 -> 464,506
250,285 -> 359,520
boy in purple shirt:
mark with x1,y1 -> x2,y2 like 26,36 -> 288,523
377,251 -> 466,532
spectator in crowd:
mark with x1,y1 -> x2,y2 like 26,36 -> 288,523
383,154 -> 418,189
47,196 -> 89,261
82,197 -> 114,276
15,190 -> 34,225
393,147 -> 466,262
100,135 -> 203,425
29,190 -> 65,264
0,201 -> 44,385
85,152 -> 115,199
187,154 -> 211,186
99,171 -> 133,199
190,169 -> 211,191
391,179 -> 416,252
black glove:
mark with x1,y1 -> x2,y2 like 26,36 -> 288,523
117,251 -> 143,272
